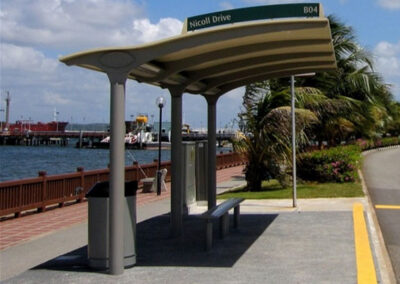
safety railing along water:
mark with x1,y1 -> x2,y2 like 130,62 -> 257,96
0,152 -> 246,218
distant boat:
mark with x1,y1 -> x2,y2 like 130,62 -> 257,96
100,131 -> 153,145
0,93 -> 68,134
7,120 -> 68,133
98,114 -> 155,148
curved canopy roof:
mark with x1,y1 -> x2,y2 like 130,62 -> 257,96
60,4 -> 336,96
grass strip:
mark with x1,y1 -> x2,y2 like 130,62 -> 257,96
218,179 -> 363,199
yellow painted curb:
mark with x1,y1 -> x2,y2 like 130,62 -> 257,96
353,203 -> 377,284
375,204 -> 400,210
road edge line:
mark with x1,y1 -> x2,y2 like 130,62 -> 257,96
375,204 -> 400,210
353,202 -> 378,284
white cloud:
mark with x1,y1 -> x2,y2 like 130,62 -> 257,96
0,0 -> 182,52
43,91 -> 72,106
1,43 -> 58,72
375,41 -> 400,57
242,0 -> 311,4
0,0 -> 187,123
377,0 -> 400,10
219,1 -> 235,10
0,0 -> 243,126
374,41 -> 400,101
131,18 -> 183,43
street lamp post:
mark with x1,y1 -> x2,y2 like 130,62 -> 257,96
290,73 -> 315,208
290,75 -> 297,208
156,96 -> 166,196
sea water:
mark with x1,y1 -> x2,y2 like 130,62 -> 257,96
0,144 -> 231,182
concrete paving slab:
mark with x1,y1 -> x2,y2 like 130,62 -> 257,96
216,179 -> 246,195
0,198 -> 171,282
189,197 -> 368,215
0,221 -> 88,282
0,162 -> 390,284
4,211 -> 358,284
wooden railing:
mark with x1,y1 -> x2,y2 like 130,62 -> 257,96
0,152 -> 246,218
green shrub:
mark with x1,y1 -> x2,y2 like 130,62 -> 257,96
355,137 -> 400,150
298,145 -> 362,183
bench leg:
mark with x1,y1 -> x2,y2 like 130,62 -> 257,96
206,220 -> 213,251
234,205 -> 240,228
220,213 -> 229,239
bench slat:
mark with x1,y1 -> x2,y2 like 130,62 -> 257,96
201,197 -> 244,251
201,198 -> 244,219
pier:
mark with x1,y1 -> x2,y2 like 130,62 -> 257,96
0,130 -> 236,148
0,130 -> 108,147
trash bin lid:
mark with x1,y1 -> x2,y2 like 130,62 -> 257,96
86,181 -> 138,197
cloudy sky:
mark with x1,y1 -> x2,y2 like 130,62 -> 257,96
1,0 -> 399,128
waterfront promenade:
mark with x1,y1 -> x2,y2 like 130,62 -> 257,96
0,166 -> 244,251
0,162 -> 396,283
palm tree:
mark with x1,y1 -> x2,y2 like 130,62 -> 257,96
236,82 -> 317,191
304,16 -> 394,142
237,15 -> 397,190
386,102 -> 400,136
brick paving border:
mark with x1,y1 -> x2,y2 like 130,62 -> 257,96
0,166 -> 244,250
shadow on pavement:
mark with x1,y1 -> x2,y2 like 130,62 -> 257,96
230,175 -> 245,180
33,213 -> 278,273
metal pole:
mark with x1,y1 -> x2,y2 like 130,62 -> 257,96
5,92 -> 10,130
169,89 -> 183,237
109,78 -> 126,275
157,105 -> 162,195
205,95 -> 218,209
291,75 -> 297,208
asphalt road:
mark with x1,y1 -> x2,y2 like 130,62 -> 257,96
362,147 -> 400,282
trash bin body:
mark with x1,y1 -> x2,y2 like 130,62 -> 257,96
182,142 -> 196,211
195,141 -> 208,201
86,181 -> 137,270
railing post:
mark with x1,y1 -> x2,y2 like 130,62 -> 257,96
38,171 -> 47,212
133,161 -> 139,181
220,151 -> 225,168
77,167 -> 85,202
15,184 -> 22,218
153,159 -> 158,177
59,177 -> 65,208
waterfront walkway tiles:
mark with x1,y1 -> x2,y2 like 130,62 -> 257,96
6,211 -> 360,284
0,165 -> 245,251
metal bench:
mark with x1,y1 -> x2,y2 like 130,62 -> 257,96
199,197 -> 244,251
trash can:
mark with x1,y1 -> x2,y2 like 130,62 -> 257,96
182,142 -> 196,211
195,141 -> 208,202
86,180 -> 137,270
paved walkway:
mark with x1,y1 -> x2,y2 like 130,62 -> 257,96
0,164 -> 393,283
0,166 -> 245,251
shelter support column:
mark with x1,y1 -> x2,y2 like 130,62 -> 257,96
107,72 -> 127,275
204,95 -> 220,209
169,87 -> 184,237
291,75 -> 297,208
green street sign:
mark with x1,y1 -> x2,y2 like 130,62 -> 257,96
187,3 -> 320,32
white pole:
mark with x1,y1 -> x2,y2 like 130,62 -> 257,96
109,78 -> 126,275
169,88 -> 183,237
205,95 -> 218,209
291,75 -> 297,208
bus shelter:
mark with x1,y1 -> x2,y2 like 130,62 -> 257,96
60,3 -> 336,275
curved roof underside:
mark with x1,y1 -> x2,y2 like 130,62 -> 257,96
60,17 -> 336,96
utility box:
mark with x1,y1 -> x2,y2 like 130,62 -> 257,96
86,181 -> 137,270
182,142 -> 196,210
195,140 -> 208,201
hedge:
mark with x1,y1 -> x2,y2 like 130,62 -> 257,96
355,137 -> 400,150
298,145 -> 362,183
